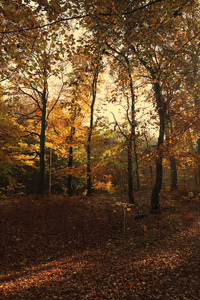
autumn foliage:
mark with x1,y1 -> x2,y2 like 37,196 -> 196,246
0,0 -> 200,204
0,1 -> 200,297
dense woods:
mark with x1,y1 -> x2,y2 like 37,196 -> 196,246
1,0 -> 200,208
0,1 -> 200,298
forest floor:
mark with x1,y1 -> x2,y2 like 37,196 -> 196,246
0,189 -> 200,299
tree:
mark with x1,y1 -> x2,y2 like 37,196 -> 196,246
1,0 -> 200,199
105,41 -> 141,203
121,0 -> 199,210
0,0 -> 39,82
8,26 -> 67,193
0,90 -> 24,188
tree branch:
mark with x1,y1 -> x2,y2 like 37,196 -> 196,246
0,14 -> 89,35
111,111 -> 127,139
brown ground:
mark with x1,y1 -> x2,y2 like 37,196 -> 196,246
0,190 -> 200,299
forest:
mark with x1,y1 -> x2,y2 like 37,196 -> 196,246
0,0 -> 200,299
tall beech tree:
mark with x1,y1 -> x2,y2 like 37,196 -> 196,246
105,43 -> 139,204
66,36 -> 104,195
9,27 -> 67,193
67,125 -> 76,196
86,60 -> 101,195
65,105 -> 78,196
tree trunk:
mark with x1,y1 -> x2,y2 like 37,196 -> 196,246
86,143 -> 92,195
127,56 -> 137,202
68,145 -> 73,196
151,82 -> 165,212
127,139 -> 134,204
68,126 -> 75,196
86,100 -> 94,195
38,86 -> 47,194
134,137 -> 140,191
86,62 -> 99,195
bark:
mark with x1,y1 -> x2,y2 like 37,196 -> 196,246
129,72 -> 140,192
134,136 -> 140,191
86,94 -> 95,195
38,85 -> 47,194
68,126 -> 75,196
126,55 -> 138,202
127,140 -> 134,204
86,143 -> 92,195
86,62 -> 100,195
150,82 -> 165,211
68,146 -> 73,196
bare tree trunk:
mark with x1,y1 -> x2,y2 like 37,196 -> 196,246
86,61 -> 100,195
134,137 -> 140,191
150,82 -> 165,212
68,146 -> 73,196
38,85 -> 47,194
68,127 -> 75,196
86,143 -> 92,195
86,91 -> 95,195
126,56 -> 137,202
127,140 -> 134,204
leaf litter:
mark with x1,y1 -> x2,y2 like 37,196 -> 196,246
0,192 -> 200,299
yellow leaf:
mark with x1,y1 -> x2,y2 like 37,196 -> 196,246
142,225 -> 147,232
21,258 -> 27,266
82,189 -> 87,196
